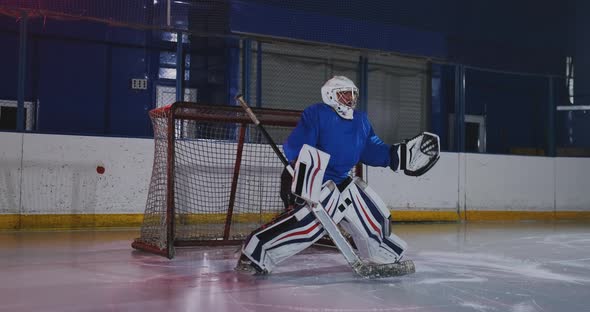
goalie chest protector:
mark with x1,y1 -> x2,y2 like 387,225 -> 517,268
283,103 -> 390,184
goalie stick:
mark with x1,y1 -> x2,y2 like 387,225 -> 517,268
235,94 -> 415,278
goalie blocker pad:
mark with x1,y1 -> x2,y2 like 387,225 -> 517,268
398,132 -> 440,177
291,144 -> 330,203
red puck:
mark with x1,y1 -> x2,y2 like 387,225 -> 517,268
96,166 -> 105,174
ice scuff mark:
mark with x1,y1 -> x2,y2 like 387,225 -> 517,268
417,251 -> 589,284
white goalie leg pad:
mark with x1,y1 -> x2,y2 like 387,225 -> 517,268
241,184 -> 338,273
338,177 -> 408,264
319,180 -> 347,224
242,205 -> 324,273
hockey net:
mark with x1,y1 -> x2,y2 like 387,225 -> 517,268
132,102 -> 304,258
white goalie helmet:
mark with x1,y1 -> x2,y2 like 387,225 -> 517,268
321,76 -> 359,120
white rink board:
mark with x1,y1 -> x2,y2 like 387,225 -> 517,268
464,154 -> 555,211
0,132 -> 24,214
555,157 -> 590,211
366,152 -> 459,211
1,133 -> 153,214
1,132 -> 589,215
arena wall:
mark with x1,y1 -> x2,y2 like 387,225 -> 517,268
1,132 -> 589,229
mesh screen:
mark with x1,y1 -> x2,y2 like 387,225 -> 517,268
0,0 -> 229,34
133,103 -> 300,256
135,106 -> 170,252
173,123 -> 292,240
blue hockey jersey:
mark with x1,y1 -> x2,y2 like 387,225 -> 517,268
283,103 -> 392,184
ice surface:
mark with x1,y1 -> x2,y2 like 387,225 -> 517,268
1,222 -> 589,312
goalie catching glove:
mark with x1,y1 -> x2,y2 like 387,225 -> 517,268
391,132 -> 440,176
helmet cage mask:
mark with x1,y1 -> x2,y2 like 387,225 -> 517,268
321,76 -> 359,120
335,88 -> 359,109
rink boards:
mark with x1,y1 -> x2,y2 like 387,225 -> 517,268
1,132 -> 589,229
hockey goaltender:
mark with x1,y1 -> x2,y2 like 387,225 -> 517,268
235,76 -> 440,278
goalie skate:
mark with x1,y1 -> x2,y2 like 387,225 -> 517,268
235,254 -> 268,275
353,259 -> 415,279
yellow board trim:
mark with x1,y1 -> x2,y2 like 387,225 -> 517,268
0,214 -> 144,230
553,211 -> 590,220
0,215 -> 20,230
390,210 -> 461,222
175,213 -> 278,224
464,210 -> 590,221
1,210 -> 590,230
0,213 -> 280,230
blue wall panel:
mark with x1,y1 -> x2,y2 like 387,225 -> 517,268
108,46 -> 152,136
230,1 -> 447,58
30,18 -> 109,43
0,15 -> 36,102
447,38 -> 564,76
36,39 -> 108,135
430,64 -> 453,151
568,0 -> 590,147
465,70 -> 548,154
0,31 -> 19,100
229,0 -> 567,76
0,15 -> 159,136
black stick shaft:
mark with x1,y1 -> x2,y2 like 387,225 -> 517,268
258,124 -> 290,167
235,95 -> 290,167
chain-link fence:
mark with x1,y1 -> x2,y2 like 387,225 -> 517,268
0,0 -> 229,35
